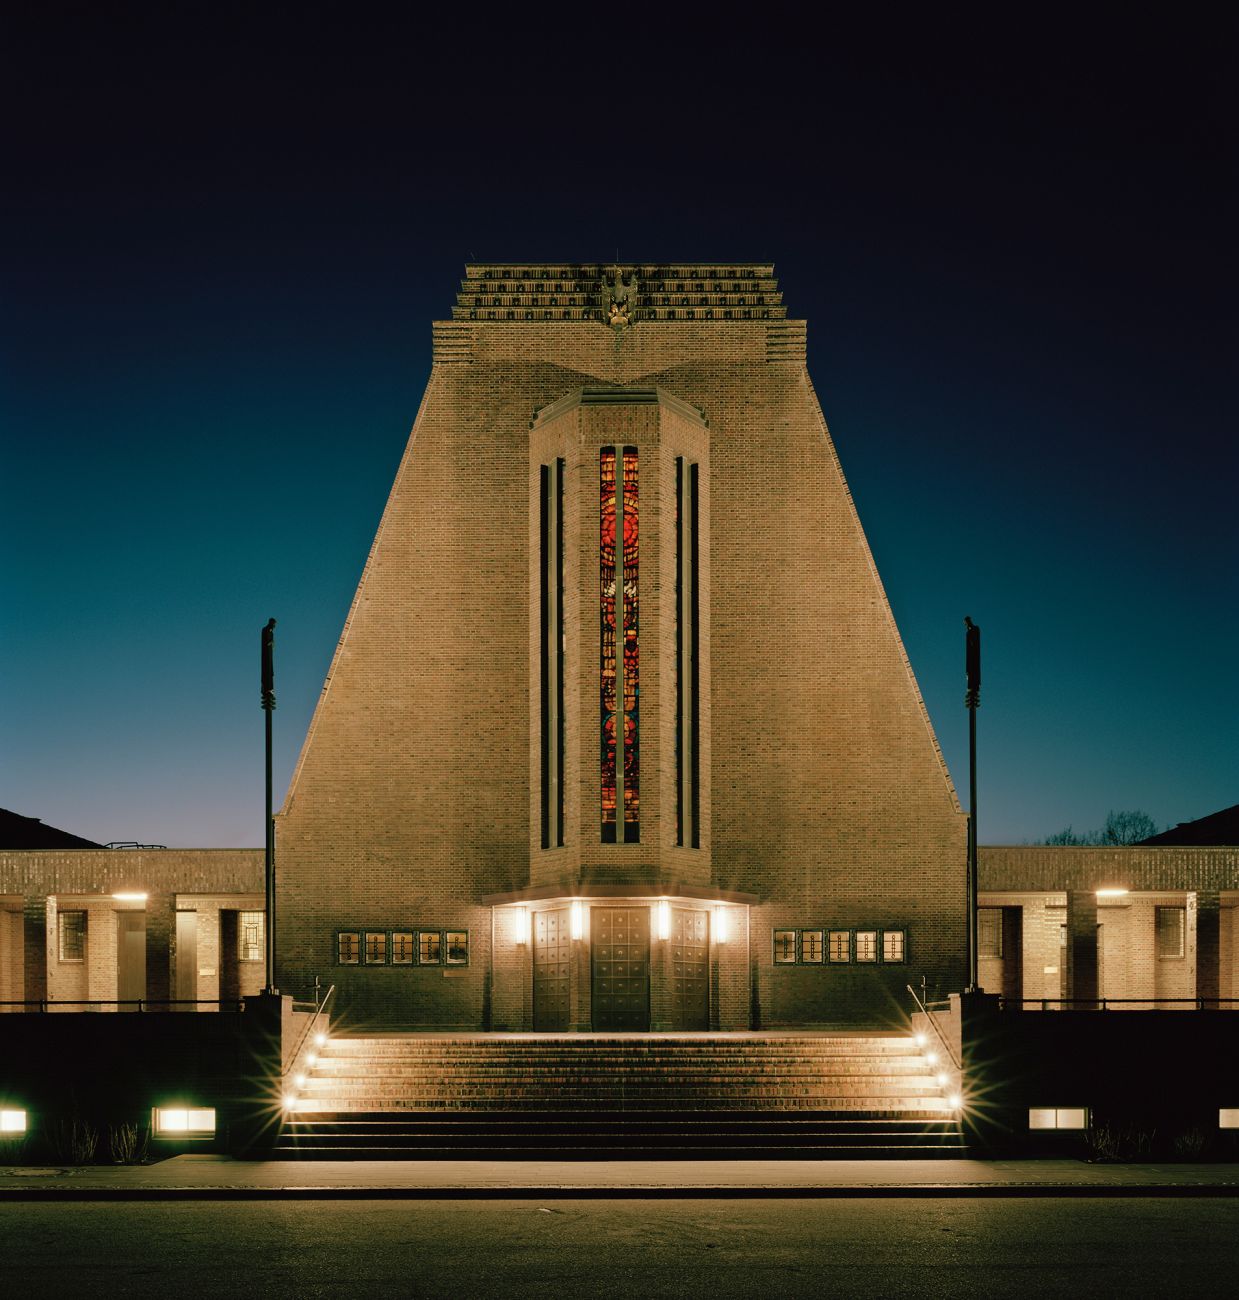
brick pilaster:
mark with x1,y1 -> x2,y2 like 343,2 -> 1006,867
1192,890 -> 1221,1004
23,894 -> 49,1005
1065,891 -> 1099,1005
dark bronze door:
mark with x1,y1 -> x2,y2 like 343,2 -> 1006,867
533,908 -> 571,1030
671,907 -> 709,1029
591,906 -> 650,1030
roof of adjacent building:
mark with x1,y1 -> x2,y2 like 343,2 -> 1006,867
1138,804 -> 1239,847
0,807 -> 103,849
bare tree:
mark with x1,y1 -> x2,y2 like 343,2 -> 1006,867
1039,810 -> 1160,846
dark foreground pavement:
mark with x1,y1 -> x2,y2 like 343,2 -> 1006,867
3,1154 -> 1239,1198
6,1196 -> 1239,1298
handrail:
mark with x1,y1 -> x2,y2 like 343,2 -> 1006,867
1003,997 -> 1239,1011
284,983 -> 336,1081
906,983 -> 962,1072
0,999 -> 243,1011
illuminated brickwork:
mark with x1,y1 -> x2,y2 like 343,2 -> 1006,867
274,264 -> 967,1027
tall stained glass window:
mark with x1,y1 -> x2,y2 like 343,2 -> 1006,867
601,446 -> 639,841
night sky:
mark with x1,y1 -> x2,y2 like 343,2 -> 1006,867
2,7 -> 1234,847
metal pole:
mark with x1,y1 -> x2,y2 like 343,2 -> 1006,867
964,616 -> 981,993
261,618 -> 278,995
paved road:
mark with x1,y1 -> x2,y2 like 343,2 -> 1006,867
7,1197 -> 1239,1297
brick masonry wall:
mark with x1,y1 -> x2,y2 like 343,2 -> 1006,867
275,281 -> 967,1028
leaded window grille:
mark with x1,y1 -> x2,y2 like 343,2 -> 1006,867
445,931 -> 469,965
773,929 -> 797,964
364,931 -> 387,965
1156,906 -> 1185,959
978,908 -> 1003,958
419,931 -> 442,965
855,931 -> 878,963
801,929 -> 824,963
829,930 -> 851,963
337,931 -> 361,965
391,931 -> 415,965
239,910 -> 264,962
883,930 -> 906,963
58,910 -> 86,962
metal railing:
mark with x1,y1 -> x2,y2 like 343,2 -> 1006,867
0,999 -> 243,1012
1002,997 -> 1239,1011
284,983 -> 335,1081
906,983 -> 962,1071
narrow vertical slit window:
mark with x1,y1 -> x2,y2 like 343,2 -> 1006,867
676,457 -> 700,847
601,446 -> 639,841
540,459 -> 564,848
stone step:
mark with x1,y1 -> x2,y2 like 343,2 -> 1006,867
270,1143 -> 966,1160
289,1097 -> 952,1113
308,1063 -> 936,1080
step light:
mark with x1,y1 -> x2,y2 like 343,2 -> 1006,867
1028,1107 -> 1088,1130
314,1032 -> 328,1048
153,1107 -> 215,1137
0,1109 -> 27,1134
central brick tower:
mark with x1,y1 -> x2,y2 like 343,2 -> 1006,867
276,264 -> 965,1029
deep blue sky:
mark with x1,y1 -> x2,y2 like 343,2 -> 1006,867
2,6 -> 1235,847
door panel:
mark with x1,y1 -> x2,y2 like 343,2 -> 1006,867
591,907 -> 649,1030
533,908 -> 571,1030
116,912 -> 146,1008
671,907 -> 709,1030
175,911 -> 198,1009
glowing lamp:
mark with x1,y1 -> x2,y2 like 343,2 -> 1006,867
515,907 -> 530,945
0,1109 -> 27,1134
656,900 -> 671,941
314,1032 -> 327,1048
570,900 -> 583,941
112,892 -> 148,902
714,907 -> 729,944
1096,888 -> 1129,897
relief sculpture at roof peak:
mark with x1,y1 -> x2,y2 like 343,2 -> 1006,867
604,265 -> 639,329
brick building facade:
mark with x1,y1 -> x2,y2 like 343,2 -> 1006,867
2,265 -> 1234,1032
273,263 -> 966,1029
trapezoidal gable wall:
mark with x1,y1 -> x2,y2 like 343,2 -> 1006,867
276,265 -> 965,1028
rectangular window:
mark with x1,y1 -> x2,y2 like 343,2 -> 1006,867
540,458 -> 565,849
58,910 -> 86,962
337,931 -> 360,965
364,931 -> 387,965
978,908 -> 1003,958
419,931 -> 442,965
445,931 -> 469,965
675,456 -> 700,848
828,930 -> 851,963
801,930 -> 824,963
882,930 -> 906,963
239,911 -> 264,962
391,931 -> 415,965
1156,906 -> 1185,959
855,931 -> 878,963
601,446 -> 639,842
773,930 -> 797,964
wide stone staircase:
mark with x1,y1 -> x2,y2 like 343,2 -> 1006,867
274,1034 -> 964,1159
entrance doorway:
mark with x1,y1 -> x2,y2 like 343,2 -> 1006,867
116,911 -> 146,1008
533,908 -> 570,1030
591,906 -> 649,1030
670,907 -> 709,1030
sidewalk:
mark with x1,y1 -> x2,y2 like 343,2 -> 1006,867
3,1156 -> 1238,1199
